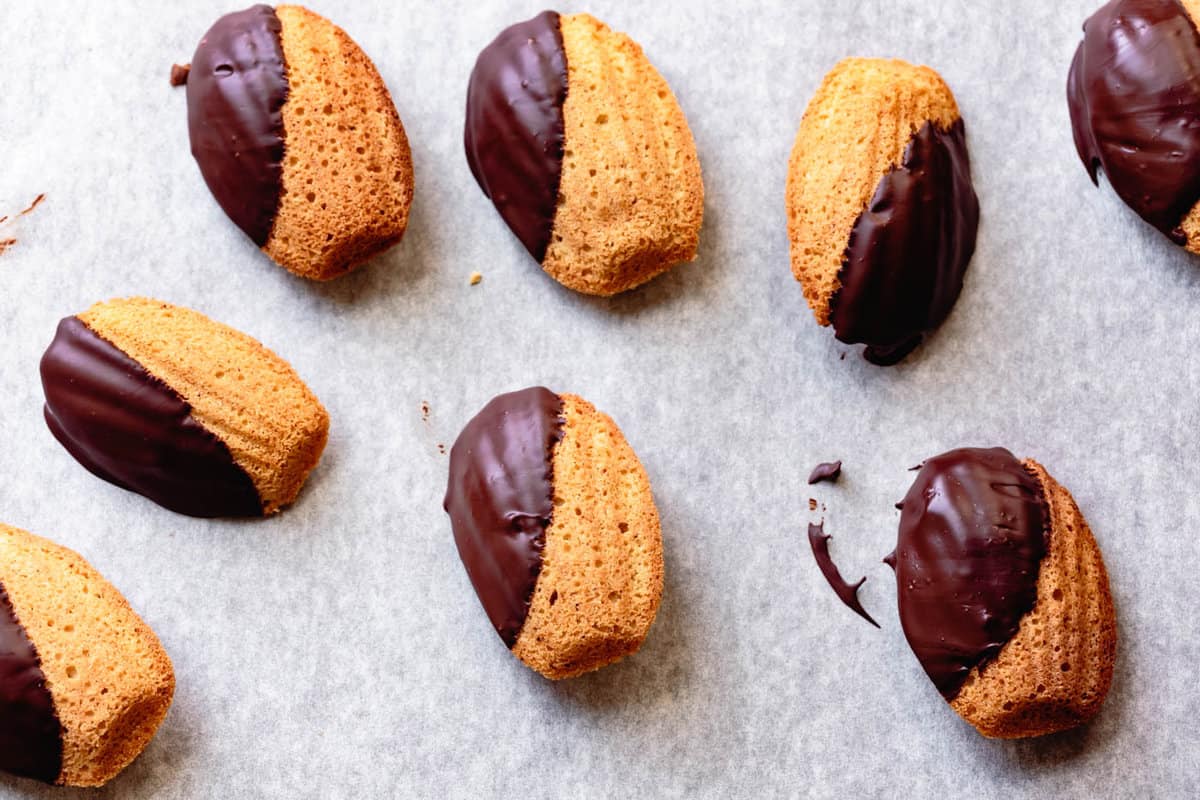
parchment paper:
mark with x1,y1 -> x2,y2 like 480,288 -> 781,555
0,0 -> 1196,797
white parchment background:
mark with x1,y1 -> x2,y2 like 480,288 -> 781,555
0,0 -> 1196,797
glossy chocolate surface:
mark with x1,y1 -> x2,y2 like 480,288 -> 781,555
187,4 -> 288,246
830,119 -> 979,366
444,388 -> 564,647
41,317 -> 262,518
888,448 -> 1047,699
808,522 -> 879,628
464,11 -> 568,262
807,460 -> 842,485
1068,0 -> 1200,245
0,583 -> 62,783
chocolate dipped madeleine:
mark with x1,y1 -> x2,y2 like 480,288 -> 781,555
185,4 -> 414,280
464,11 -> 704,296
0,524 -> 174,787
889,448 -> 1116,738
1069,0 -> 1200,250
444,387 -> 663,679
787,58 -> 979,365
41,298 -> 329,518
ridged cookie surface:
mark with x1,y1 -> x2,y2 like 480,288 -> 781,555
41,297 -> 329,517
0,524 -> 174,787
951,460 -> 1116,738
787,58 -> 978,365
891,448 -> 1116,738
186,4 -> 413,280
465,11 -> 703,296
444,387 -> 663,679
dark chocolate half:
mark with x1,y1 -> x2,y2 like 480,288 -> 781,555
887,448 -> 1048,699
187,4 -> 288,246
443,387 -> 565,647
0,583 -> 62,784
40,317 -> 262,518
1068,0 -> 1200,245
807,522 -> 879,628
464,11 -> 568,262
830,119 -> 979,366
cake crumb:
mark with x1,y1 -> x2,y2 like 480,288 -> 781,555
469,271 -> 482,286
170,63 -> 190,87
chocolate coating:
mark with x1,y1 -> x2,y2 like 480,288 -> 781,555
464,11 -> 568,262
830,119 -> 979,366
444,387 -> 565,647
1068,0 -> 1200,245
41,317 -> 262,518
808,522 -> 879,628
888,448 -> 1048,699
187,4 -> 288,246
0,583 -> 62,783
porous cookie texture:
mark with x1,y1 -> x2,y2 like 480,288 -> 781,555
0,524 -> 173,787
464,11 -> 703,297
787,58 -> 977,364
544,13 -> 704,296
513,393 -> 664,679
951,461 -> 1116,738
78,298 -> 329,514
266,5 -> 414,279
788,58 -> 958,321
186,4 -> 413,280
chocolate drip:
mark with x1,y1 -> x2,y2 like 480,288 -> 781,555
830,119 -> 979,366
187,4 -> 288,246
807,460 -> 842,485
890,448 -> 1048,699
40,317 -> 262,518
444,387 -> 564,647
464,11 -> 568,261
0,583 -> 62,783
807,522 -> 879,628
1068,0 -> 1200,245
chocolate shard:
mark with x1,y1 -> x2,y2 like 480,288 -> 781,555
0,584 -> 61,783
807,522 -> 879,628
186,4 -> 288,246
891,447 -> 1048,699
444,387 -> 565,646
1068,0 -> 1200,245
830,119 -> 979,365
40,317 -> 262,518
807,460 -> 842,485
464,11 -> 568,262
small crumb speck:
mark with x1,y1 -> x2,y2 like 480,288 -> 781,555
170,63 -> 190,87
469,271 -> 482,285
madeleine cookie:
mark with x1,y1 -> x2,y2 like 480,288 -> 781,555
889,448 -> 1116,738
787,58 -> 979,365
465,11 -> 703,296
1069,0 -> 1200,250
0,524 -> 174,787
185,4 -> 414,280
444,387 -> 663,679
41,298 -> 329,518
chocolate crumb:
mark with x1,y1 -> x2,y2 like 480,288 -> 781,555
808,498 -> 818,511
170,63 -> 190,87
437,443 -> 446,455
807,460 -> 842,485
420,401 -> 431,421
